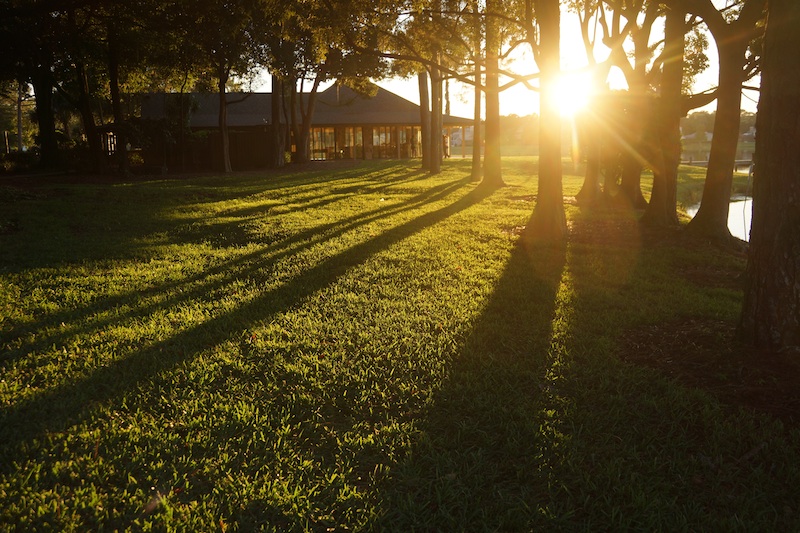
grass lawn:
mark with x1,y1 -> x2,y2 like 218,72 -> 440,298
1,158 -> 798,531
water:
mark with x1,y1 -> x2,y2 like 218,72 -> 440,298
687,197 -> 752,241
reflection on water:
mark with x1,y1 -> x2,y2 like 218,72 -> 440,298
687,197 -> 752,241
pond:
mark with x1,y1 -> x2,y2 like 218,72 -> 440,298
687,197 -> 752,241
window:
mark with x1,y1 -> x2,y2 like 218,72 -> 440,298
310,127 -> 336,160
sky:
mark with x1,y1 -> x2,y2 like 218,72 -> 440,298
255,7 -> 759,120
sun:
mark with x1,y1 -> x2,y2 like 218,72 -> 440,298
554,72 -> 593,117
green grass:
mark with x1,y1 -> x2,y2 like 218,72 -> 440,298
1,159 -> 797,531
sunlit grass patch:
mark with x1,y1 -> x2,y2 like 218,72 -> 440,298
1,158 -> 798,531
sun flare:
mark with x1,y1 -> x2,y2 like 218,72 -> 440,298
554,73 -> 593,117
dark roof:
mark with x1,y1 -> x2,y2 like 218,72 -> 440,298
140,92 -> 272,128
140,83 -> 473,128
313,84 -> 473,126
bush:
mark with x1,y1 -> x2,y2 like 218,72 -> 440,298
0,151 -> 39,174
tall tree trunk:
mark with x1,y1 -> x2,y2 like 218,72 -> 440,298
217,65 -> 232,173
16,83 -> 24,152
471,63 -> 483,182
679,0 -> 765,237
445,78 -> 450,116
418,70 -> 431,171
294,76 -> 321,164
528,0 -> 566,244
483,0 -> 503,187
429,64 -> 442,174
739,0 -> 800,352
108,30 -> 129,175
270,75 -> 286,168
685,44 -> 745,240
642,5 -> 684,227
178,73 -> 189,172
30,69 -> 59,168
681,0 -> 767,241
75,63 -> 104,174
617,94 -> 647,208
470,0 -> 483,182
575,108 -> 601,206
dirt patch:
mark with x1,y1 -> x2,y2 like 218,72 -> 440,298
619,318 -> 800,428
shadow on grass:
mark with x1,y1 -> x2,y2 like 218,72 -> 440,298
0,176 -> 495,469
0,174 -> 468,368
0,161 -> 424,273
375,236 -> 568,530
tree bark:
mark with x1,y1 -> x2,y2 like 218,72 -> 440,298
16,83 -> 24,153
575,120 -> 601,206
108,30 -> 129,175
685,45 -> 744,240
470,0 -> 483,182
471,62 -> 483,182
270,75 -> 286,168
641,4 -> 683,227
429,64 -> 442,174
482,0 -> 503,187
739,0 -> 800,353
683,0 -> 765,241
528,0 -> 566,244
418,70 -> 431,171
217,65 -> 232,173
617,94 -> 647,209
75,62 -> 104,174
30,68 -> 59,168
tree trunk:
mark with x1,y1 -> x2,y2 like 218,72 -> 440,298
108,31 -> 129,176
739,0 -> 800,353
575,100 -> 601,206
685,42 -> 746,241
418,70 -> 431,171
30,68 -> 59,168
471,63 -> 482,182
483,0 -> 503,187
429,64 -> 442,174
617,94 -> 647,209
217,65 -> 232,173
75,62 -> 104,174
270,75 -> 286,168
528,0 -> 566,244
619,150 -> 646,208
289,76 -> 321,164
16,83 -> 24,152
470,0 -> 483,182
642,5 -> 683,227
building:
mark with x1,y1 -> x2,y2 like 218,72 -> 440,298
138,83 -> 474,171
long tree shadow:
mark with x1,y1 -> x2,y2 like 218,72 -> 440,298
0,161 -> 420,273
0,175 -> 468,368
0,180 -> 496,466
375,234 -> 568,530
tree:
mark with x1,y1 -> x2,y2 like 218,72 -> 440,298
178,0 -> 268,173
267,0 -> 388,164
378,0 -> 529,179
482,0 -> 504,187
571,0 -> 613,207
527,0 -> 567,244
683,0 -> 765,241
469,0 -> 484,182
739,0 -> 800,353
0,1 -> 66,168
641,1 -> 685,227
